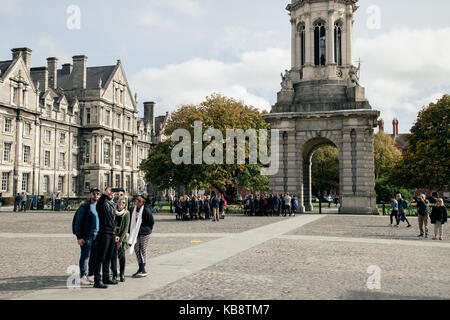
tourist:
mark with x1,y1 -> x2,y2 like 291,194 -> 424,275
416,194 -> 430,238
273,194 -> 280,216
110,195 -> 130,282
174,196 -> 182,220
74,187 -> 100,286
191,196 -> 199,220
0,192 -> 3,209
21,192 -> 27,212
430,198 -> 447,241
210,192 -> 220,222
395,194 -> 411,228
222,195 -> 227,219
204,195 -> 211,219
219,195 -> 225,219
93,186 -> 119,289
129,195 -> 155,278
182,196 -> 190,220
13,193 -> 21,212
283,193 -> 292,217
291,195 -> 298,217
389,195 -> 399,226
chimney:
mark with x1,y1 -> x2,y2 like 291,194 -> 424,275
378,119 -> 384,133
392,118 -> 399,137
30,67 -> 48,92
143,101 -> 156,134
72,55 -> 87,89
47,57 -> 58,89
61,63 -> 72,74
12,48 -> 32,71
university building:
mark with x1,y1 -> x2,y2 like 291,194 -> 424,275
0,47 -> 168,200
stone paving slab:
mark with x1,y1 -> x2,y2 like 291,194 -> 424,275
140,238 -> 450,300
287,215 -> 450,243
0,236 -> 219,300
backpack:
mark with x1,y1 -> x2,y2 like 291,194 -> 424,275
72,202 -> 90,235
402,199 -> 408,210
293,199 -> 298,208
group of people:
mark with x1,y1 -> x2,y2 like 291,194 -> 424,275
13,192 -> 30,212
243,193 -> 299,217
390,193 -> 447,240
174,191 -> 227,221
73,187 -> 155,289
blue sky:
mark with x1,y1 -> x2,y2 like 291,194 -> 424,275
1,0 -> 449,134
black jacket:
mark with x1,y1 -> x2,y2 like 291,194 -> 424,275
96,194 -> 117,235
138,205 -> 155,236
430,206 -> 448,225
417,200 -> 429,216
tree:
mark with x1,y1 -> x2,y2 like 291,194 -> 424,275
373,131 -> 402,179
311,145 -> 339,197
141,94 -> 270,202
389,94 -> 450,190
375,178 -> 412,204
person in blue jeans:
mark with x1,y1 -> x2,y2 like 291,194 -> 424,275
74,187 -> 100,286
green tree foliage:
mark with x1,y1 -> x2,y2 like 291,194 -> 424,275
140,94 -> 270,202
311,145 -> 339,196
389,95 -> 450,189
374,131 -> 402,179
375,178 -> 412,204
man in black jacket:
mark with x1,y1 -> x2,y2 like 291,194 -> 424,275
93,186 -> 119,289
417,194 -> 430,238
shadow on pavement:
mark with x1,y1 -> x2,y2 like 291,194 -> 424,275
0,276 -> 69,292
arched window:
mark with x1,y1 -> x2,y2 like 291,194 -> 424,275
334,23 -> 343,66
299,25 -> 306,66
314,22 -> 326,66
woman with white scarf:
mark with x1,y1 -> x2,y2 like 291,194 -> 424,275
128,195 -> 155,278
110,196 -> 130,282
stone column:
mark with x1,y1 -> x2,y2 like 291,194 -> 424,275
285,130 -> 298,194
346,11 -> 353,66
291,18 -> 297,69
304,13 -> 312,66
327,10 -> 335,65
303,156 -> 313,211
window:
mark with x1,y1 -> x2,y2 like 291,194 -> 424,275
44,130 -> 51,143
45,104 -> 52,117
92,106 -> 98,123
299,25 -> 306,66
314,22 -> 326,66
334,23 -> 342,66
1,172 -> 9,191
104,173 -> 110,190
23,145 -> 31,164
44,151 -> 51,167
73,112 -> 79,124
85,141 -> 90,164
105,110 -> 110,126
22,173 -> 29,192
86,108 -> 91,125
4,118 -> 12,133
22,90 -> 27,107
60,133 -> 66,145
125,175 -> 131,193
59,109 -> 66,121
43,176 -> 49,193
24,123 -> 31,136
116,113 -> 121,129
72,153 -> 78,168
58,176 -> 64,192
12,87 -> 19,105
3,143 -> 12,162
125,146 -> 131,166
115,145 -> 121,165
115,174 -> 121,188
104,142 -> 111,164
127,117 -> 131,132
59,152 -> 65,168
72,177 -> 77,193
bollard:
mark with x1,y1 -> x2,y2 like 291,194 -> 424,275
319,198 -> 322,215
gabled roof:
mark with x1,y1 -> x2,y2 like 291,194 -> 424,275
57,65 -> 116,90
0,60 -> 13,77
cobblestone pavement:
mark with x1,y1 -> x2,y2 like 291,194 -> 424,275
1,212 -> 449,300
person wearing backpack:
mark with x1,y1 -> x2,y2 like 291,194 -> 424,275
395,194 -> 411,228
73,187 -> 100,286
416,194 -> 430,238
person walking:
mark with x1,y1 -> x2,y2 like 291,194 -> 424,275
129,195 -> 155,278
396,194 -> 411,228
291,195 -> 298,217
93,186 -> 119,289
219,195 -> 225,220
21,192 -> 27,212
430,198 -> 448,241
110,196 -> 130,282
389,195 -> 399,226
283,193 -> 292,217
210,192 -> 220,222
416,194 -> 430,238
74,187 -> 100,286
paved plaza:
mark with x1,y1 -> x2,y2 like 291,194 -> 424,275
0,211 -> 449,300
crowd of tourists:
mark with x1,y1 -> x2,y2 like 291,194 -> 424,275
389,193 -> 447,240
73,187 -> 155,289
174,191 -> 227,221
243,193 -> 299,217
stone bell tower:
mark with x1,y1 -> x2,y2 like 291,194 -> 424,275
264,0 -> 380,215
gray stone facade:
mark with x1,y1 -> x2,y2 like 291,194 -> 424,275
263,0 -> 379,214
0,48 -> 167,199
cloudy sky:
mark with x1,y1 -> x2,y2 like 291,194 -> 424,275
1,0 -> 449,134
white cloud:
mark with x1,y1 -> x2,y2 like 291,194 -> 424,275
156,0 -> 205,18
134,9 -> 177,30
34,35 -> 71,64
130,48 -> 290,116
0,0 -> 21,15
354,27 -> 450,133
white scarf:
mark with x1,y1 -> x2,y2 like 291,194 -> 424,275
128,205 -> 144,255
115,209 -> 125,217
